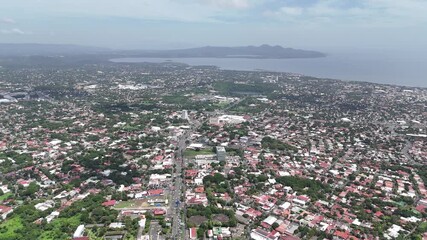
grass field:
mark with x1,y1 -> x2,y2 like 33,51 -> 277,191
0,216 -> 23,239
184,149 -> 214,158
115,200 -> 136,208
114,199 -> 151,209
0,192 -> 12,202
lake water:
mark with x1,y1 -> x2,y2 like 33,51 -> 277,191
111,50 -> 427,88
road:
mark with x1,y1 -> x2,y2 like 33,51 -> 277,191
149,221 -> 163,240
149,221 -> 164,240
169,98 -> 247,239
137,225 -> 143,240
170,130 -> 190,239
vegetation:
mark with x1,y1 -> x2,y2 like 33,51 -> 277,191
184,148 -> 214,158
261,137 -> 297,152
0,216 -> 24,239
276,176 -> 331,200
214,82 -> 277,95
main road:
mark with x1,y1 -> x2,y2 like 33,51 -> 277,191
169,98 -> 246,239
170,130 -> 191,239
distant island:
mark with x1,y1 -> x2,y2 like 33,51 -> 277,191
124,44 -> 326,59
0,43 -> 326,59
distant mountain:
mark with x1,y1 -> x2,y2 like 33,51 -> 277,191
126,44 -> 326,59
0,43 -> 325,59
0,43 -> 110,56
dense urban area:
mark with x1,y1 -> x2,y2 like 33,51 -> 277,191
0,58 -> 426,240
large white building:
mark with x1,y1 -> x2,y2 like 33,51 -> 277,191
216,146 -> 226,161
211,115 -> 246,125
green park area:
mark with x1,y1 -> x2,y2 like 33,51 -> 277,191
114,198 -> 167,210
114,199 -> 150,209
39,214 -> 81,240
184,148 -> 214,158
0,217 -> 24,239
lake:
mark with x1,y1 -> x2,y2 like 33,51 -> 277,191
111,50 -> 427,88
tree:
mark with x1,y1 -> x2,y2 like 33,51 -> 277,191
272,222 -> 279,230
197,228 -> 205,238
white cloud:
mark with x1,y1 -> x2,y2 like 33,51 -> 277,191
1,0 -> 269,25
265,0 -> 427,26
1,17 -> 15,24
200,0 -> 252,9
263,7 -> 303,20
282,7 -> 303,16
1,28 -> 30,35
0,0 -> 257,23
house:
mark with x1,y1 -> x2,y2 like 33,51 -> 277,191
35,200 -> 55,211
292,195 -> 310,207
153,209 -> 166,216
189,227 -> 197,239
73,237 -> 89,240
73,225 -> 85,238
102,200 -> 116,207
261,216 -> 277,229
250,228 -> 279,240
194,186 -> 204,193
148,189 -> 164,196
46,211 -> 60,223
334,230 -> 350,240
212,227 -> 232,238
109,222 -> 124,229
0,205 -> 13,219
280,236 -> 300,240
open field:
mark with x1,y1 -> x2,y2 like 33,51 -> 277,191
114,196 -> 169,210
184,149 -> 214,158
188,215 -> 208,226
213,214 -> 229,223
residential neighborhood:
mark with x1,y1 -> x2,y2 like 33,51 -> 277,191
0,60 -> 426,240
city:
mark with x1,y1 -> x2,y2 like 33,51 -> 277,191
0,60 -> 426,240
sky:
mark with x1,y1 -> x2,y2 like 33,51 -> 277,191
1,0 -> 427,52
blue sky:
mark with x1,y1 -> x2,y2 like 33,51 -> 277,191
1,0 -> 427,51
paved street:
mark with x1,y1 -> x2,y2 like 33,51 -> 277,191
170,131 -> 188,239
149,221 -> 163,240
169,101 -> 245,239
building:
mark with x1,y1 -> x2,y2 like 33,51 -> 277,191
210,114 -> 247,125
250,228 -> 279,240
0,205 -> 13,220
182,110 -> 189,120
216,146 -> 226,161
73,225 -> 85,238
189,227 -> 197,239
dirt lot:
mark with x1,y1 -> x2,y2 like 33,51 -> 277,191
212,214 -> 229,223
188,215 -> 208,226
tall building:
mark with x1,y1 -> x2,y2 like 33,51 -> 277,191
181,110 -> 189,120
216,146 -> 226,161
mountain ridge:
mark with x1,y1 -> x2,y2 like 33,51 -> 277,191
127,44 -> 326,59
0,43 -> 326,59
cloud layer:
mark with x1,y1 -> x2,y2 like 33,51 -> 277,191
1,17 -> 16,24
0,0 -> 426,50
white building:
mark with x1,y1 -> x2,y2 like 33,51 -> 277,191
216,146 -> 226,161
181,110 -> 189,120
211,115 -> 246,125
73,225 -> 85,238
